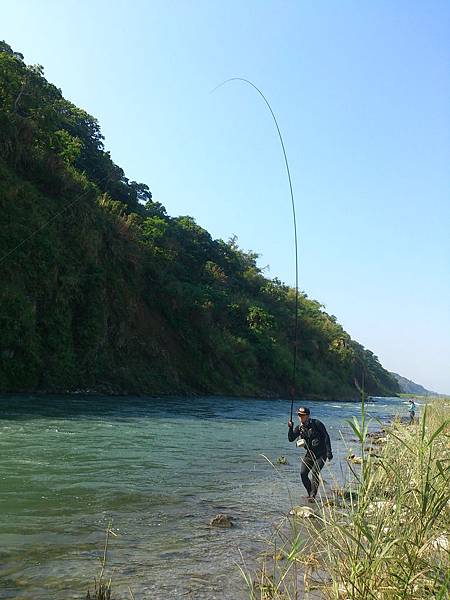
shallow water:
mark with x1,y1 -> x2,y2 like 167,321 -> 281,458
0,395 -> 407,599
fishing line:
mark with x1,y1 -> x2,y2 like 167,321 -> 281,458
210,78 -> 299,421
3,81 -> 300,420
0,174 -> 111,266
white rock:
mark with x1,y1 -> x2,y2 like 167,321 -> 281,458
431,535 -> 449,551
289,505 -> 316,518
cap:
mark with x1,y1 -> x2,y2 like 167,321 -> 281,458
297,407 -> 310,416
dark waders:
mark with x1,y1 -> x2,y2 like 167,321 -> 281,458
300,454 -> 325,498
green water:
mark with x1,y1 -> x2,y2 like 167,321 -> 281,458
0,395 -> 406,599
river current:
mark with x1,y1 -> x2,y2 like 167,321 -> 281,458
0,394 -> 408,599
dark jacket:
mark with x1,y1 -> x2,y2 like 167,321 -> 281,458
288,418 -> 332,459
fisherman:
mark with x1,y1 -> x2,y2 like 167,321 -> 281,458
408,399 -> 416,425
288,407 -> 333,501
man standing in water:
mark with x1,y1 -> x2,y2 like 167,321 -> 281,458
408,399 -> 416,425
288,407 -> 333,501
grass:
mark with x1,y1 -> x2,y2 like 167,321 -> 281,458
241,398 -> 450,599
85,522 -> 137,600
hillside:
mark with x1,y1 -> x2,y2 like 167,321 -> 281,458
0,42 -> 400,399
391,373 -> 437,396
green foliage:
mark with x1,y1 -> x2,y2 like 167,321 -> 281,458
0,288 -> 41,389
317,402 -> 450,599
0,41 -> 401,398
51,129 -> 83,165
243,402 -> 450,600
247,306 -> 274,333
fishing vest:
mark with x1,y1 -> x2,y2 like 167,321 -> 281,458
300,419 -> 327,457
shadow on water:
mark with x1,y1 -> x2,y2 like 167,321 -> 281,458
0,393 -> 377,423
0,394 -> 295,422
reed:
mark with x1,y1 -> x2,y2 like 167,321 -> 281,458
242,399 -> 450,599
86,522 -> 117,600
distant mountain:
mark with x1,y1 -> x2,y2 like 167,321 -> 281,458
391,373 -> 437,396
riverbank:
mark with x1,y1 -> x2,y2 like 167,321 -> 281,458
0,388 -> 389,402
244,398 -> 449,599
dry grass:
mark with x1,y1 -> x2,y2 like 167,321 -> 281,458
242,398 -> 450,599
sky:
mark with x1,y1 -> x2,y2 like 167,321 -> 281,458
2,1 -> 449,393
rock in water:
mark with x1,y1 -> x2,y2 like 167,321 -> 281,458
347,454 -> 363,464
289,505 -> 316,519
210,513 -> 234,528
431,535 -> 449,551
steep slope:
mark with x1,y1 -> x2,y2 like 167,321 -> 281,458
0,42 -> 400,399
391,373 -> 437,396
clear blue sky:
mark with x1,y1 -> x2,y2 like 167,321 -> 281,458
3,1 -> 449,393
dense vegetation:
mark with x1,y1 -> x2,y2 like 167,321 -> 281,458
0,42 -> 399,398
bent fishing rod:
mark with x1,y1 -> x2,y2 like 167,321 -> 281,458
211,78 -> 300,421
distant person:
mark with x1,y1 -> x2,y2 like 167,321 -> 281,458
408,399 -> 416,425
288,407 -> 333,501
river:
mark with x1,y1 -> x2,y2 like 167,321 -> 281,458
0,394 -> 407,599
